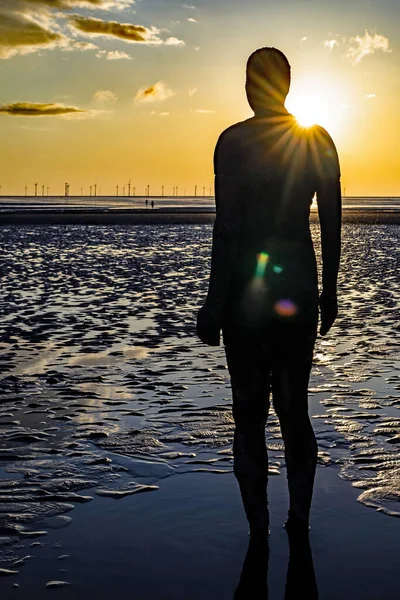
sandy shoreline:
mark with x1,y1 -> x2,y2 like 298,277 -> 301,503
0,223 -> 399,598
1,208 -> 400,225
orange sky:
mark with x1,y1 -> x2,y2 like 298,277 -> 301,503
0,0 -> 399,196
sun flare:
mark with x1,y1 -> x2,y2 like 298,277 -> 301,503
285,75 -> 347,134
286,92 -> 327,127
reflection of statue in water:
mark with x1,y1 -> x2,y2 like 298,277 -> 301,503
234,539 -> 269,599
234,533 -> 318,599
197,47 -> 341,537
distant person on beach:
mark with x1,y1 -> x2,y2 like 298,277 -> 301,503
151,200 -> 155,209
197,47 -> 341,538
146,199 -> 148,206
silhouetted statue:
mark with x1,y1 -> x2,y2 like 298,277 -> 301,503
197,47 -> 341,538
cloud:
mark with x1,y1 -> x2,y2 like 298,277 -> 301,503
0,101 -> 85,116
62,40 -> 98,52
99,50 -> 132,59
365,93 -> 376,98
188,87 -> 197,97
300,37 -> 308,43
0,12 -> 63,59
71,41 -> 98,50
106,50 -> 132,59
346,31 -> 391,65
93,89 -> 117,103
188,18 -> 198,23
70,16 -> 147,41
324,39 -> 338,50
0,0 -> 138,59
70,16 -> 185,45
151,111 -> 170,117
21,0 -> 134,8
163,37 -> 185,46
135,81 -> 174,103
182,4 -> 195,8
63,108 -> 112,119
193,109 -> 215,114
24,0 -> 101,6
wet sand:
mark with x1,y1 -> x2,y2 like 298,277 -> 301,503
4,467 -> 400,599
1,207 -> 400,225
0,223 -> 399,598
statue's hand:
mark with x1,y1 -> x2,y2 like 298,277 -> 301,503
319,292 -> 338,336
196,304 -> 221,346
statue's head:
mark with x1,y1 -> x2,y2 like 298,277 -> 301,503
246,47 -> 291,114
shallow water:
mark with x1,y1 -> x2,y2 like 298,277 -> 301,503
1,195 -> 400,211
0,223 -> 398,572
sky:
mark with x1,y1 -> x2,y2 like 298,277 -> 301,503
0,0 -> 399,197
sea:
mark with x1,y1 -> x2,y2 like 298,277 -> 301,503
0,195 -> 400,212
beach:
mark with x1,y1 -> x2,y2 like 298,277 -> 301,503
2,0 -> 400,593
0,221 -> 399,599
1,195 -> 400,226
1,208 -> 400,225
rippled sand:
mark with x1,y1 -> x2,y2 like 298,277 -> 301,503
0,223 -> 399,578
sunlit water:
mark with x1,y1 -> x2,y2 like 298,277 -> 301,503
0,223 -> 399,569
1,195 -> 400,211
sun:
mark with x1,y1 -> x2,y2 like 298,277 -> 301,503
286,92 -> 328,127
285,75 -> 347,134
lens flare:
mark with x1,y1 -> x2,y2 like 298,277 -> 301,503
255,252 -> 269,278
274,299 -> 297,317
273,265 -> 283,274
